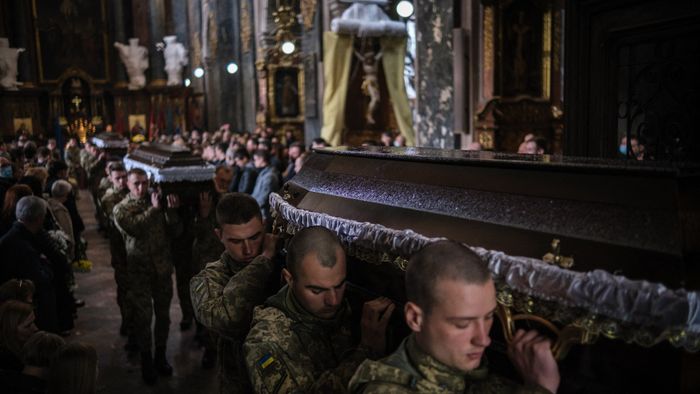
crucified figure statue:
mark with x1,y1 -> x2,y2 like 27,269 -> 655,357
355,49 -> 382,125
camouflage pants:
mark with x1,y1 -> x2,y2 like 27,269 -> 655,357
172,240 -> 195,322
127,262 -> 173,351
110,235 -> 129,329
217,337 -> 252,394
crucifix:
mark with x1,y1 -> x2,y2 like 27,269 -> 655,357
71,96 -> 82,110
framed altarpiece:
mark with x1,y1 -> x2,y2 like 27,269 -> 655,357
474,0 -> 565,155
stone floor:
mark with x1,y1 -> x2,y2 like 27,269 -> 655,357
69,190 -> 217,393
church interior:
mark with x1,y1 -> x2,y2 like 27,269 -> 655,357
0,0 -> 699,393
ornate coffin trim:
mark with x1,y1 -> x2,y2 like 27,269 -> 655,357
269,192 -> 700,352
123,155 -> 215,183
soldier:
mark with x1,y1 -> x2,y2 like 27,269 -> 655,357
113,168 -> 181,385
190,193 -> 280,393
243,226 -> 395,393
349,240 -> 560,393
100,162 -> 130,340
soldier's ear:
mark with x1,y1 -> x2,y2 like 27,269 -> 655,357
404,301 -> 423,333
214,228 -> 221,240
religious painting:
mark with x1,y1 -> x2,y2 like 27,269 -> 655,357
128,115 -> 146,136
32,0 -> 109,82
497,0 -> 544,97
13,118 -> 33,135
268,65 -> 305,123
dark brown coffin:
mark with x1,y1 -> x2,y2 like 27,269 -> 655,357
91,132 -> 129,158
278,146 -> 700,393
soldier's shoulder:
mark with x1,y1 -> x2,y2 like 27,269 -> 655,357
349,359 -> 416,394
248,305 -> 293,343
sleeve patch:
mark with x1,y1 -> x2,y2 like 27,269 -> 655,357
257,353 -> 276,370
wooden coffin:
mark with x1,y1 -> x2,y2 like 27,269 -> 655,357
123,143 -> 215,203
272,146 -> 700,393
91,132 -> 129,158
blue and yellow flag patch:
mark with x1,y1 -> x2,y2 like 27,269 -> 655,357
257,353 -> 276,370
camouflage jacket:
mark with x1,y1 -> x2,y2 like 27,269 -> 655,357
349,335 -> 552,394
191,211 -> 223,271
113,194 -> 181,273
244,285 -> 371,394
64,146 -> 81,168
190,252 -> 277,393
97,176 -> 112,199
101,186 -> 128,250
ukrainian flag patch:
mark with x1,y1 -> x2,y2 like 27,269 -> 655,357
258,353 -> 275,370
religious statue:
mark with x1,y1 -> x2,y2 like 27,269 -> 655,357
114,38 -> 149,90
162,35 -> 188,86
355,49 -> 382,125
0,37 -> 25,91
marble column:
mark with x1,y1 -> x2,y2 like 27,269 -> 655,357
415,0 -> 454,148
111,0 -> 128,88
302,0 -> 322,145
11,0 -> 35,87
240,0 -> 257,133
148,0 -> 167,86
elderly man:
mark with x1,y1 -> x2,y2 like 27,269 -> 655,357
47,180 -> 75,263
244,226 -> 395,393
349,240 -> 560,393
0,196 -> 57,332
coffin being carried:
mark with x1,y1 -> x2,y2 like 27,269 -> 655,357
271,146 -> 700,393
123,143 -> 215,202
91,132 -> 129,158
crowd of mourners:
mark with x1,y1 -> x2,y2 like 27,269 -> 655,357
0,127 -> 561,394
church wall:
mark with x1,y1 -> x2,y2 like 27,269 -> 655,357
301,0 -> 322,145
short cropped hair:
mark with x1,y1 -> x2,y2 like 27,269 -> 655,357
406,240 -> 491,315
286,226 -> 343,277
51,180 -> 72,199
127,167 -> 147,177
108,162 -> 126,173
22,331 -> 65,367
215,192 -> 261,226
253,149 -> 270,164
16,195 -> 47,223
0,279 -> 35,303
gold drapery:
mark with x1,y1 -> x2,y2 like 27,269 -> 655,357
320,32 -> 353,147
380,36 -> 415,146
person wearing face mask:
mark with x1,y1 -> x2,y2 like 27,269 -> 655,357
0,154 -> 16,208
349,240 -> 559,394
243,226 -> 395,394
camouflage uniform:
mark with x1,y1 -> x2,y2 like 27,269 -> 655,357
171,206 -> 196,324
95,176 -> 113,230
192,212 -> 224,273
243,285 -> 371,394
64,145 -> 81,178
101,186 -> 129,328
190,252 -> 277,394
349,334 -> 552,394
113,194 -> 181,352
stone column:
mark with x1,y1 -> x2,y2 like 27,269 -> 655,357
111,0 -> 128,88
415,0 -> 454,148
302,0 -> 322,145
11,0 -> 35,87
148,0 -> 167,86
240,0 -> 256,133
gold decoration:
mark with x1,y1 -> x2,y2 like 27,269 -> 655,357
541,8 -> 552,99
482,5 -> 494,97
301,0 -> 317,30
241,0 -> 252,53
542,239 -> 574,269
267,64 -> 305,124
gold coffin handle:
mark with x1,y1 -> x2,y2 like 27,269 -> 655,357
496,303 -> 587,361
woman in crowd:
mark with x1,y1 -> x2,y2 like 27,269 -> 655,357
0,300 -> 38,371
0,184 -> 33,235
48,342 -> 98,394
0,279 -> 35,305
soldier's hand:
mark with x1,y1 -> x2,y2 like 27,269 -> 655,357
199,191 -> 212,218
359,297 -> 395,357
261,233 -> 279,260
151,192 -> 161,209
507,329 -> 560,394
166,194 -> 180,209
